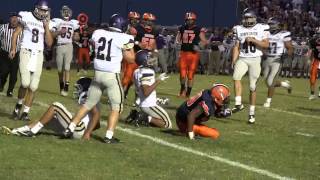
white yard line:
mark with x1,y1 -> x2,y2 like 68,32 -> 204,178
114,125 -> 294,180
296,132 -> 315,137
0,94 -> 308,179
235,131 -> 254,136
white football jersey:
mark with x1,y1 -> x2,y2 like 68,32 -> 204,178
233,23 -> 270,58
293,41 -> 309,56
223,38 -> 235,54
266,31 -> 291,56
91,29 -> 134,73
51,18 -> 79,44
134,67 -> 157,107
18,11 -> 50,51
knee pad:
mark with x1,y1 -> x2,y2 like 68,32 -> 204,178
249,82 -> 257,92
111,103 -> 123,114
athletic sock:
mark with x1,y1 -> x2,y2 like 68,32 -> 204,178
180,84 -> 185,94
30,122 -> 44,134
105,130 -> 114,139
266,98 -> 272,103
235,96 -> 242,106
59,82 -> 64,91
249,105 -> 255,116
186,87 -> 192,97
64,82 -> 70,92
23,105 -> 30,113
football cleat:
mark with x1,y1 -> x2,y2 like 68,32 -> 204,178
0,126 -> 12,135
263,102 -> 271,108
61,90 -> 68,97
17,130 -> 35,137
61,128 -> 73,139
281,80 -> 292,94
232,104 -> 244,113
19,112 -> 31,121
309,94 -> 316,100
103,137 -> 120,144
12,104 -> 22,120
248,115 -> 255,124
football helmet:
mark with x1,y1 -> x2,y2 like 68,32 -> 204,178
128,11 -> 140,26
185,12 -> 197,27
135,50 -> 156,67
109,14 -> 128,32
33,0 -> 50,20
315,27 -> 320,34
242,8 -> 257,27
61,5 -> 72,20
73,77 -> 92,104
268,17 -> 281,33
211,83 -> 230,106
142,13 -> 156,32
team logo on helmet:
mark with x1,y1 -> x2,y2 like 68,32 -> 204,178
211,83 -> 230,106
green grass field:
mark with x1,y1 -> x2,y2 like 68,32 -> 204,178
0,69 -> 320,180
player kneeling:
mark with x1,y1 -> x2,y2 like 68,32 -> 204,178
127,50 -> 172,128
2,77 -> 100,139
176,84 -> 231,140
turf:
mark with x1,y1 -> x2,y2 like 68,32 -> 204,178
0,69 -> 319,180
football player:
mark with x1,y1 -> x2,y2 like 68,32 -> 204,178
232,8 -> 269,123
121,11 -> 140,99
176,12 -> 208,98
75,28 -> 91,75
51,5 -> 80,96
9,0 -> 53,121
176,83 -> 232,140
127,50 -> 171,128
62,14 -> 135,143
308,27 -> 320,100
1,77 -> 100,140
262,17 -> 293,108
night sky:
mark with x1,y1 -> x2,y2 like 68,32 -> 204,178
0,0 -> 239,27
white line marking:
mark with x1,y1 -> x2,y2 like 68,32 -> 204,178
235,131 -> 254,136
267,107 -> 320,120
296,132 -> 315,137
0,95 -> 295,180
114,125 -> 294,180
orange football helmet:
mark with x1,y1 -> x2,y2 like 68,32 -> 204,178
211,83 -> 230,106
142,13 -> 156,21
128,11 -> 140,19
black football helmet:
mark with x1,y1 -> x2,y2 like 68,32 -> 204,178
73,77 -> 92,104
33,0 -> 50,20
109,14 -> 128,33
242,8 -> 257,27
60,5 -> 72,20
268,17 -> 281,33
135,50 -> 156,68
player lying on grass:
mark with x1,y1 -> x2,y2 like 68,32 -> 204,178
125,50 -> 172,128
176,83 -> 232,140
1,77 -> 100,140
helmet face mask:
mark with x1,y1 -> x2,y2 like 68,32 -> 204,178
211,84 -> 230,107
61,5 -> 72,20
128,11 -> 140,26
185,12 -> 196,27
268,18 -> 281,33
242,9 -> 257,27
135,50 -> 155,68
73,77 -> 92,104
33,0 -> 50,20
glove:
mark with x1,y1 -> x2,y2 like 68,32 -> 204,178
157,73 -> 169,81
221,108 -> 232,117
